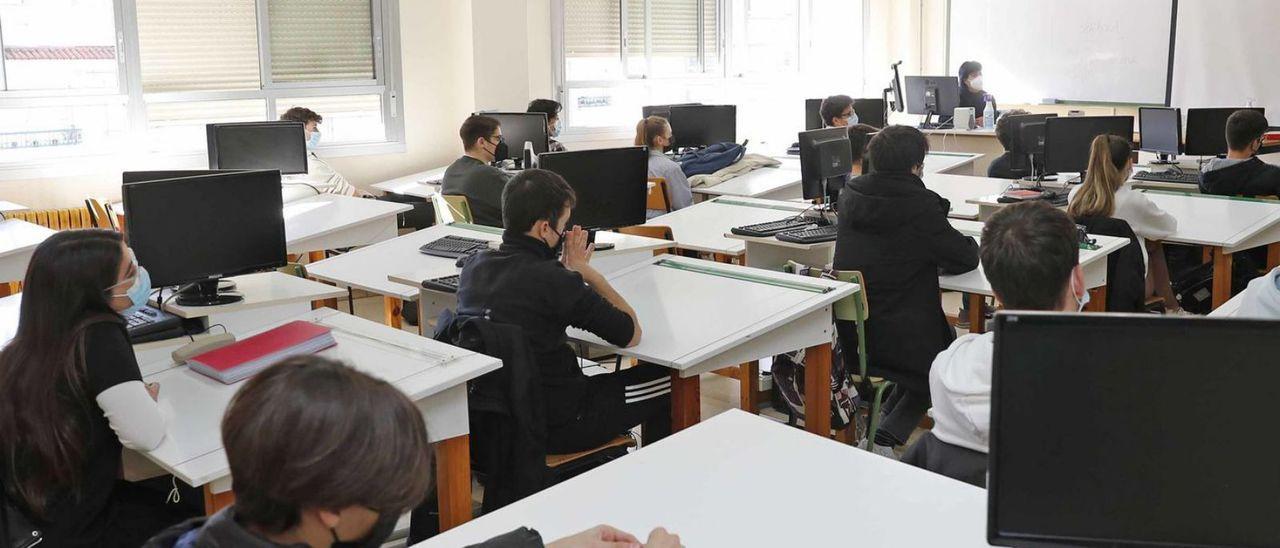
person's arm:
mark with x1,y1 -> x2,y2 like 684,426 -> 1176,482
561,227 -> 642,347
922,200 -> 980,275
1133,192 -> 1178,240
87,323 -> 166,451
664,161 -> 694,210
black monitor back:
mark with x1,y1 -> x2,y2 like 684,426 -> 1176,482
123,170 -> 241,184
1138,107 -> 1182,156
989,312 -> 1280,548
1002,114 -> 1057,155
804,98 -> 823,131
206,121 -> 308,175
641,102 -> 701,121
538,147 -> 648,229
483,112 -> 549,159
1043,116 -> 1133,174
904,76 -> 961,116
853,98 -> 888,128
122,170 -> 286,287
798,127 -> 851,201
669,105 -> 736,148
1184,107 -> 1265,157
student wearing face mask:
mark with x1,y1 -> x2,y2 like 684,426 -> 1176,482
0,229 -> 192,547
957,61 -> 996,126
819,95 -> 858,128
146,355 -> 682,548
278,107 -> 367,202
442,115 -> 514,227
834,125 -> 979,459
636,116 -> 693,214
455,170 -> 672,455
1200,109 -> 1280,197
527,99 -> 567,153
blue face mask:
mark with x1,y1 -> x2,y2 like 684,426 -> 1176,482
550,120 -> 562,138
109,256 -> 152,314
307,130 -> 322,150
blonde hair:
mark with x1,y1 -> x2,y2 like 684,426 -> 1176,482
635,116 -> 670,148
1067,134 -> 1132,219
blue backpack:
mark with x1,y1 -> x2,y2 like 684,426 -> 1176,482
677,142 -> 745,177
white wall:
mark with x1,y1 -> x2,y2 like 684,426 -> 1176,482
471,0 -> 555,112
1,0 -> 478,210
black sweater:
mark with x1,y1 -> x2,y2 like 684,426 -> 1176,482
1199,157 -> 1280,197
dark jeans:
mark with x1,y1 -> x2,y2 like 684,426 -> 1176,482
875,384 -> 931,447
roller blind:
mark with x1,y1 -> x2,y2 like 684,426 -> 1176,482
564,0 -> 621,57
566,0 -> 717,69
135,0 -> 262,92
268,0 -> 375,82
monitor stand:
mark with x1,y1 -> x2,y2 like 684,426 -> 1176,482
176,279 -> 244,307
1148,153 -> 1179,166
919,110 -> 953,130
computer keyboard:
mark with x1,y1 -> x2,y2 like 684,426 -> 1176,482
776,225 -> 838,244
422,274 -> 461,294
1133,170 -> 1201,185
731,216 -> 829,237
419,235 -> 491,259
125,305 -> 184,343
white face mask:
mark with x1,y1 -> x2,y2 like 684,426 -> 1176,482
1072,276 -> 1090,312
969,76 -> 984,91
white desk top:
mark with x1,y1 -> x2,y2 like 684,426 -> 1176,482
157,272 -> 346,320
370,166 -> 447,199
140,308 -> 501,489
0,201 -> 28,213
922,173 -> 1017,220
1137,190 -> 1280,252
0,293 -> 18,346
924,151 -> 984,175
566,255 -> 856,374
416,409 -> 989,547
939,225 -> 1130,296
283,194 -> 410,252
645,197 -> 811,255
0,219 -> 55,259
691,164 -> 801,199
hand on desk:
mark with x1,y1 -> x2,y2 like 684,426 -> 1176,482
546,524 -> 683,548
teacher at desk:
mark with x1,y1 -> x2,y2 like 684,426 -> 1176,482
958,60 -> 997,126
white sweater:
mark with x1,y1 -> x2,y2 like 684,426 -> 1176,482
1236,266 -> 1280,319
1069,183 -> 1178,267
928,331 -> 995,454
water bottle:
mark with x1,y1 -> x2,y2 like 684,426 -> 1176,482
983,99 -> 995,130
522,141 -> 535,169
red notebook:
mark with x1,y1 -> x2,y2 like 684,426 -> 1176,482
187,321 -> 336,384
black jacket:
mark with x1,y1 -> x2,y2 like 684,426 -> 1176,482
834,171 -> 979,388
441,155 -> 512,227
1074,216 -> 1146,313
986,152 -> 1024,180
1199,157 -> 1280,197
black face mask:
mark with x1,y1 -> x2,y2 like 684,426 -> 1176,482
329,512 -> 397,548
492,138 -> 508,164
548,226 -> 566,256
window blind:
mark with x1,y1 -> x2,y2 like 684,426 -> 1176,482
564,0 -> 621,57
135,0 -> 261,93
268,0 -> 375,83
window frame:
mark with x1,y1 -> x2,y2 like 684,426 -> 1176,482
0,0 -> 404,180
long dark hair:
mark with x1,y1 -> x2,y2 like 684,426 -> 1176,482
0,229 -> 124,516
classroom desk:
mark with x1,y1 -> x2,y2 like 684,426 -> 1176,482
371,166 -> 447,199
644,196 -> 812,257
283,194 -> 410,255
0,201 -> 28,213
0,219 -> 55,283
152,272 -> 346,337
138,308 -> 501,532
560,255 -> 857,437
923,127 -> 1002,175
415,409 -> 989,547
923,172 -> 1022,220
691,152 -> 982,202
310,223 -> 672,328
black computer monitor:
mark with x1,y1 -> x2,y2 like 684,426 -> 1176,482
798,127 -> 852,202
804,98 -> 824,131
537,147 -> 648,230
1184,107 -> 1265,157
989,312 -> 1280,548
1002,114 -> 1057,155
641,103 -> 701,120
206,121 -> 308,175
853,98 -> 888,128
482,112 -> 549,164
904,75 -> 961,125
122,170 -> 286,306
668,105 -> 736,149
123,170 -> 235,184
1043,116 -> 1134,175
1138,107 -> 1182,161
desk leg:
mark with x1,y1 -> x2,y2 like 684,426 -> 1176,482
435,435 -> 472,532
1269,243 -> 1280,271
203,487 -> 235,516
966,294 -> 986,334
383,296 -> 404,329
1085,287 -> 1108,312
804,343 -> 833,437
1212,247 -> 1233,309
670,372 -> 701,432
739,360 -> 760,413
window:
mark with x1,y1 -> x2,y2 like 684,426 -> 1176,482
556,0 -> 864,148
0,0 -> 402,174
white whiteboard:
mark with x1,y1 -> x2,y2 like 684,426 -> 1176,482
1170,0 -> 1277,123
949,0 -> 1175,105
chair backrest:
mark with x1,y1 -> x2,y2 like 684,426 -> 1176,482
84,198 -> 117,230
646,177 -> 672,213
7,207 -> 94,230
434,194 -> 474,225
1074,216 -> 1145,313
785,262 -> 870,376
617,225 -> 676,256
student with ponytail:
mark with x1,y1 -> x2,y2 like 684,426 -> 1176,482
635,115 -> 693,214
1067,134 -> 1181,312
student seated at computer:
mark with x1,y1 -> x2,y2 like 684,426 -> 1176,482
1200,109 -> 1280,197
443,115 -> 513,227
0,229 -> 193,546
278,107 -> 369,201
957,61 -> 996,125
636,115 -> 693,214
145,356 -> 681,548
457,169 -> 672,455
820,94 -> 857,128
986,109 -> 1030,179
834,125 -> 979,457
903,201 -> 1087,487
847,123 -> 878,175
1068,134 -> 1181,312
528,98 -> 567,152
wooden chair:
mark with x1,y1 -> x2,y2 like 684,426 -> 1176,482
432,193 -> 474,225
545,434 -> 637,471
647,177 -> 672,214
617,225 -> 677,256
84,198 -> 118,230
